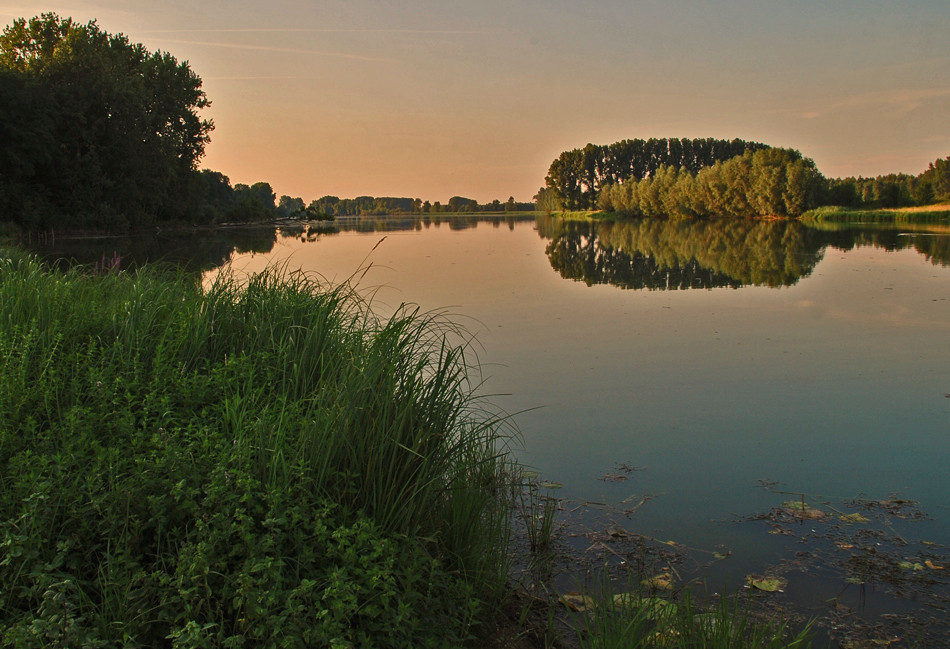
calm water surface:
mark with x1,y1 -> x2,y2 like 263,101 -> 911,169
28,215 -> 950,641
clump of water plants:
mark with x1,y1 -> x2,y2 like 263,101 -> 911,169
0,252 -> 514,647
565,572 -> 813,649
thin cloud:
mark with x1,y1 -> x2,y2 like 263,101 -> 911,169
205,76 -> 304,81
874,55 -> 950,74
800,87 -> 950,120
158,38 -> 391,62
831,87 -> 950,113
141,27 -> 496,35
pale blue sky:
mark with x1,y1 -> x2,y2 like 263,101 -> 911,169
4,1 -> 948,203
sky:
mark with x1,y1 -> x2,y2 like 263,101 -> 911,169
3,1 -> 949,204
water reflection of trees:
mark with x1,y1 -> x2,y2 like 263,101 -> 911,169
331,214 -> 529,232
536,215 -> 950,290
537,215 -> 824,289
278,214 -> 531,236
26,227 -> 278,274
22,216 -> 537,275
804,222 -> 950,268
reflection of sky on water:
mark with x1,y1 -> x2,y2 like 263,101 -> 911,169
29,216 -> 950,625
204,221 -> 950,553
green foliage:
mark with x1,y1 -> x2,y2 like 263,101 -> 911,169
801,205 -> 950,225
539,214 -> 823,289
544,138 -> 772,210
824,155 -> 950,210
547,138 -> 949,218
0,254 -> 513,647
0,13 -> 212,230
600,149 -> 824,219
276,195 -> 306,219
921,156 -> 950,200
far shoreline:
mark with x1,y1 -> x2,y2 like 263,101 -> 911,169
547,202 -> 950,224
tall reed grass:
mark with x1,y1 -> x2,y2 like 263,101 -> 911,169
0,251 -> 514,647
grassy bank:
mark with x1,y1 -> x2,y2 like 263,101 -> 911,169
549,210 -> 611,221
800,203 -> 950,224
550,203 -> 950,225
0,252 -> 514,647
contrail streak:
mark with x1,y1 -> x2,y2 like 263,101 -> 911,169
158,39 -> 391,62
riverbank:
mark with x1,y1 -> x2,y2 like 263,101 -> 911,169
0,251 -> 514,647
800,202 -> 950,224
550,202 -> 950,225
0,250 -> 823,648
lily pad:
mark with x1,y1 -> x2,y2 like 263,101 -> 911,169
558,592 -> 595,612
612,594 -> 677,620
641,572 -> 674,591
747,575 -> 787,592
898,561 -> 924,571
780,500 -> 827,518
839,512 -> 870,524
539,481 -> 563,490
782,500 -> 809,510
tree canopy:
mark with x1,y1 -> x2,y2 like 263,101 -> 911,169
542,138 -> 771,210
542,136 -> 949,218
0,13 -> 212,230
598,148 -> 825,218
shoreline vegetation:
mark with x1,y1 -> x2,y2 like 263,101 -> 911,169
0,251 -> 819,648
549,201 -> 950,225
0,252 -> 515,647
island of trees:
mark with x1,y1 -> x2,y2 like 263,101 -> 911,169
537,138 -> 950,219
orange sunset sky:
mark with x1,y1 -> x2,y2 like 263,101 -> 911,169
4,1 -> 949,204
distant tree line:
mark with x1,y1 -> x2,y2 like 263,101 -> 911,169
192,172 -> 331,224
539,136 -> 950,218
825,156 -> 950,208
309,195 -> 534,217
